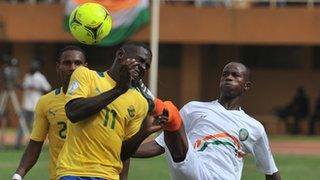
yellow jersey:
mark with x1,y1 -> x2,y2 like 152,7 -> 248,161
30,87 -> 67,180
56,66 -> 148,180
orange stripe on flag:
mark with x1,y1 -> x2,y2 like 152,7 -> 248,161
74,0 -> 139,12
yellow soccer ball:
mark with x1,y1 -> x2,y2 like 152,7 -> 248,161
69,3 -> 112,45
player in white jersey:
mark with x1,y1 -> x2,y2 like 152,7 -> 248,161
134,62 -> 281,180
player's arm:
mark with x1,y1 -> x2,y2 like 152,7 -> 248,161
66,87 -> 126,123
156,101 -> 188,163
133,140 -> 165,158
121,114 -> 166,161
66,61 -> 137,123
13,97 -> 48,180
13,140 -> 44,179
253,127 -> 281,180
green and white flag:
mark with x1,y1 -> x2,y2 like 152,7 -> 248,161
65,0 -> 150,46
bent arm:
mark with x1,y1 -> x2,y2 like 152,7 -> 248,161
14,140 -> 44,177
65,88 -> 124,123
133,140 -> 165,158
121,127 -> 150,161
121,115 -> 165,161
266,172 -> 281,180
164,124 -> 188,163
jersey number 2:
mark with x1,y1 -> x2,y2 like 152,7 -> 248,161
57,121 -> 67,139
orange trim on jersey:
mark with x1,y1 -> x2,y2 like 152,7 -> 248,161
202,132 -> 241,149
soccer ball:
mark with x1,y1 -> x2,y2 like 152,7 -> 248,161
69,3 -> 112,45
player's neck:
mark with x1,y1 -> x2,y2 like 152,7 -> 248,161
218,98 -> 242,110
62,85 -> 68,94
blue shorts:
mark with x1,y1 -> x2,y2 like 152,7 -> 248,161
59,176 -> 105,180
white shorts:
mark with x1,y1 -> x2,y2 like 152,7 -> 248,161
163,140 -> 218,180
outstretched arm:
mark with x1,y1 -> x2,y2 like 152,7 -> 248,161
133,140 -> 165,158
121,114 -> 166,161
164,124 -> 188,162
266,172 -> 281,180
158,101 -> 188,163
13,140 -> 44,179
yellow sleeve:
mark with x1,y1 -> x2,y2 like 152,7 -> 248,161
65,66 -> 91,104
30,96 -> 48,142
124,100 -> 148,140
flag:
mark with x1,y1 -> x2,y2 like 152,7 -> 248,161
65,0 -> 150,46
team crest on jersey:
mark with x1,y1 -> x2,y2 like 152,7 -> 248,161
238,128 -> 249,141
67,80 -> 79,95
127,105 -> 135,118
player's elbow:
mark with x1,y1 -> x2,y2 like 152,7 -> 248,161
65,109 -> 77,123
65,102 -> 79,123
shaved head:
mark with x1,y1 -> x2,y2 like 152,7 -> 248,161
224,62 -> 251,81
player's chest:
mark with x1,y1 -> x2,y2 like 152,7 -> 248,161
46,101 -> 67,124
188,111 -> 251,144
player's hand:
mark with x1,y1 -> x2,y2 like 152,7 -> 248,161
115,63 -> 131,93
140,114 -> 168,135
124,58 -> 141,83
115,59 -> 139,93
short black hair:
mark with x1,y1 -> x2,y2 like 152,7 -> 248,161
120,42 -> 152,57
57,45 -> 86,62
245,66 -> 251,82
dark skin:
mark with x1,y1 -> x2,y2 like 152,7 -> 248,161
14,50 -> 87,179
64,44 -> 166,177
65,45 -> 152,122
134,62 -> 281,180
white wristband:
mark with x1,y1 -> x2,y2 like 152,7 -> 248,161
12,173 -> 22,180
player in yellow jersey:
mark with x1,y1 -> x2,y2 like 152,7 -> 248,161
12,46 -> 87,180
56,43 -> 165,180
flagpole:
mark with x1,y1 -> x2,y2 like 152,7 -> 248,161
149,0 -> 160,97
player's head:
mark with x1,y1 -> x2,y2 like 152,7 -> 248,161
56,45 -> 87,85
219,62 -> 251,100
112,42 -> 152,82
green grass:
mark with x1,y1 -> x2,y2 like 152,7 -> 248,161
0,147 -> 50,180
1,146 -> 320,180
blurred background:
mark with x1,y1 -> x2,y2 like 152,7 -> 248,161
1,0 -> 320,179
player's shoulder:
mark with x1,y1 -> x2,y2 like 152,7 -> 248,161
241,111 -> 265,131
73,66 -> 99,77
39,88 -> 63,101
73,65 -> 89,73
181,101 -> 213,114
183,101 -> 214,109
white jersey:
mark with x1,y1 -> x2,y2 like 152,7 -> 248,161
155,100 -> 278,180
22,71 -> 51,111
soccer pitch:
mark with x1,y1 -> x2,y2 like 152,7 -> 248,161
1,147 -> 320,180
